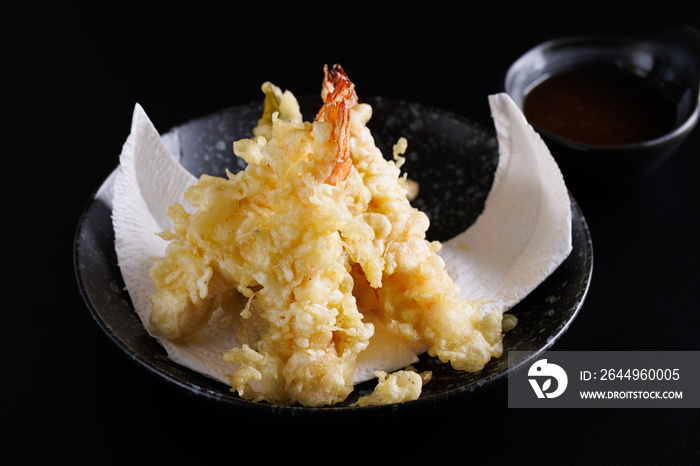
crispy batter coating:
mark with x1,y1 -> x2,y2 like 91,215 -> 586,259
353,368 -> 431,407
148,65 -> 504,406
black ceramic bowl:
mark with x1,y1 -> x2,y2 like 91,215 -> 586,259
74,96 -> 593,417
504,27 -> 700,191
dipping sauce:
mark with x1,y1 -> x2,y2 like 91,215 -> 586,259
523,67 -> 677,145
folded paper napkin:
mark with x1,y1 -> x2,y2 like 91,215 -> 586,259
441,94 -> 573,314
111,93 -> 572,386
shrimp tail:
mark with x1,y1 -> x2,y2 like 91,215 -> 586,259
320,64 -> 358,108
315,64 -> 358,185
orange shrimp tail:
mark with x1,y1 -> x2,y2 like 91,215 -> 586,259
320,64 -> 358,106
316,64 -> 357,185
324,99 -> 353,185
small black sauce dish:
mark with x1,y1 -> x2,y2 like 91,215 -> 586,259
504,26 -> 700,193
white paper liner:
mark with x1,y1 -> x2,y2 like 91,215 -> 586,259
439,93 -> 572,312
111,94 -> 572,388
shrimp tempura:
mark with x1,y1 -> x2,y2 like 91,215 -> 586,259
147,64 -> 504,406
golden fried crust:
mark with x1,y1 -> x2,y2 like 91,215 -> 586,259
148,75 -> 504,406
379,239 -> 503,372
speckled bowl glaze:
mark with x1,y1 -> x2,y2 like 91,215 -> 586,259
74,96 -> 593,417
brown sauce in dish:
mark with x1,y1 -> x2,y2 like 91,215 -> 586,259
523,67 -> 677,145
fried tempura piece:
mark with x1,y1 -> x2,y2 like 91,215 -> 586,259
341,76 -> 504,372
353,368 -> 431,407
148,64 -> 504,407
149,70 -> 374,406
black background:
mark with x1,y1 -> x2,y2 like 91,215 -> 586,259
7,1 -> 699,462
